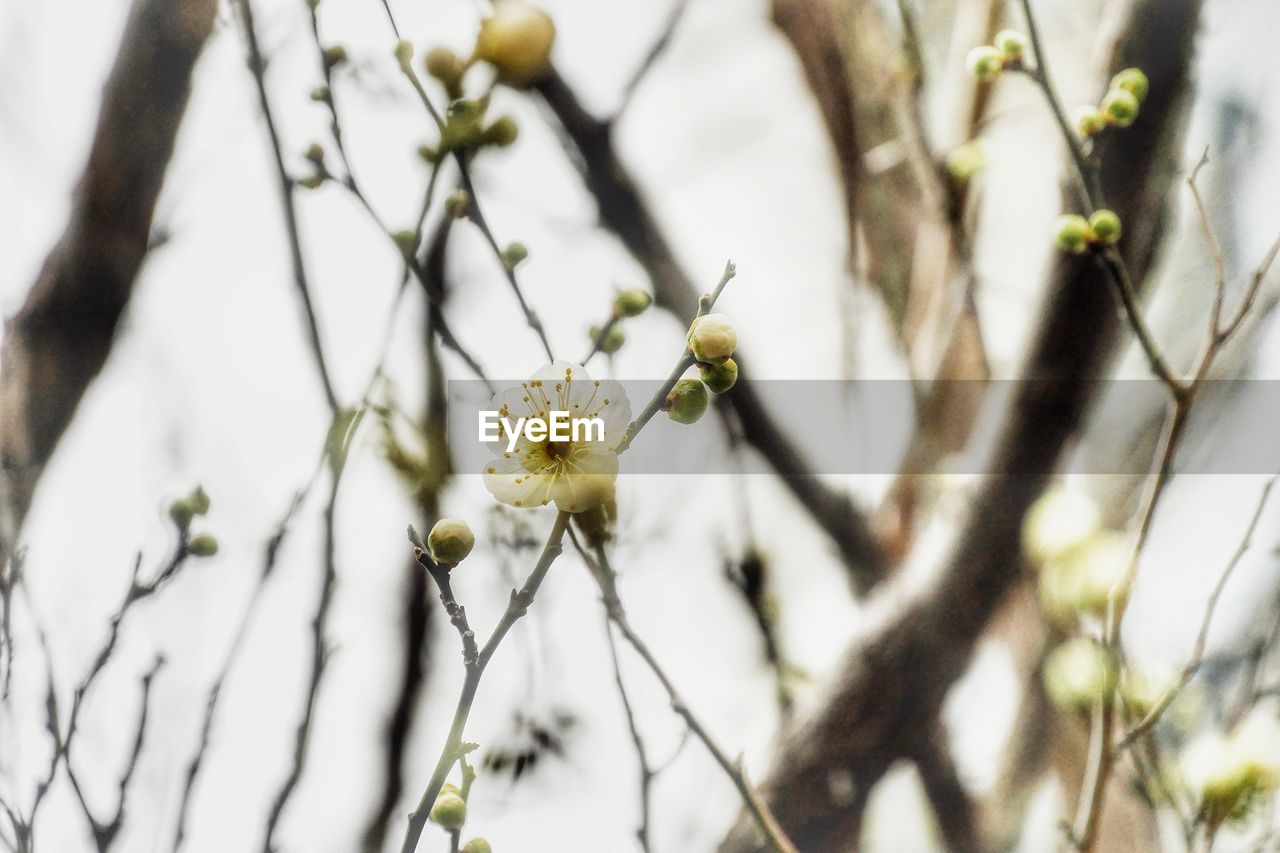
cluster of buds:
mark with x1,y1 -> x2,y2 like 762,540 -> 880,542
583,288 -> 653,356
965,29 -> 1027,83
1179,710 -> 1280,827
663,314 -> 739,425
1053,208 -> 1122,253
169,486 -> 218,557
417,96 -> 520,163
1075,67 -> 1149,138
1023,486 -> 1131,622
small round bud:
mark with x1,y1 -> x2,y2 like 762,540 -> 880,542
613,289 -> 652,318
417,144 -> 440,164
188,534 -> 219,558
394,40 -> 414,67
310,86 -> 331,103
1119,667 -> 1170,719
1043,638 -> 1116,712
1054,214 -> 1091,254
965,45 -> 1004,83
1101,88 -> 1140,128
474,2 -> 556,87
189,486 -> 211,515
425,46 -> 467,88
993,29 -> 1027,61
304,143 -> 326,164
298,175 -> 326,190
428,518 -> 475,565
322,45 -> 348,70
1024,485 -> 1099,564
428,793 -> 467,831
305,0 -> 320,8
688,313 -> 737,364
665,379 -> 709,425
445,190 -> 471,219
169,499 -> 195,531
483,116 -> 519,147
944,141 -> 984,184
461,839 -> 492,853
1074,106 -> 1107,138
501,241 -> 528,267
1044,530 -> 1130,617
700,358 -> 738,394
589,324 -> 625,355
1088,209 -> 1122,245
1110,67 -> 1150,102
393,230 -> 418,257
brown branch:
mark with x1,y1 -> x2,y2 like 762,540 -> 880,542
721,0 -> 1205,846
0,0 -> 217,564
533,70 -> 887,593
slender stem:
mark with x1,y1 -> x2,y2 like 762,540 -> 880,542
583,544 -> 798,853
233,0 -> 340,414
400,511 -> 571,853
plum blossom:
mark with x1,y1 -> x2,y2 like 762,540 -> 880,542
482,361 -> 631,512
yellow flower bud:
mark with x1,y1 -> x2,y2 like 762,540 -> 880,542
1074,106 -> 1106,138
425,46 -> 467,89
461,840 -> 492,853
474,2 -> 556,87
428,518 -> 475,565
993,30 -> 1027,62
688,313 -> 736,364
429,792 -> 467,831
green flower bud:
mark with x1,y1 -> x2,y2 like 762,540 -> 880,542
298,174 -> 326,190
483,116 -> 519,147
305,0 -> 320,8
393,230 -> 418,257
1043,638 -> 1116,713
461,839 -> 492,853
425,46 -> 467,88
189,486 -> 211,515
573,499 -> 616,547
944,141 -> 984,184
394,40 -> 414,67
304,143 -> 326,165
417,144 -> 440,164
169,499 -> 195,531
501,241 -> 528,267
965,45 -> 1004,83
188,534 -> 219,558
1110,67 -> 1149,102
310,86 -> 331,103
665,379 -> 709,425
589,324 -> 625,355
613,289 -> 652,318
993,29 -> 1027,61
429,793 -> 467,831
445,190 -> 471,219
474,2 -> 557,87
1089,209 -> 1122,245
688,313 -> 736,364
322,45 -> 348,70
700,358 -> 738,394
428,518 -> 475,565
1054,214 -> 1091,254
1074,106 -> 1107,138
1023,485 -> 1099,564
1102,88 -> 1140,128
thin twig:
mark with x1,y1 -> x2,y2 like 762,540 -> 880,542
580,543 -> 798,853
232,0 -> 340,413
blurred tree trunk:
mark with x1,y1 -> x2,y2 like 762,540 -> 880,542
0,0 -> 218,564
720,0 -> 1205,849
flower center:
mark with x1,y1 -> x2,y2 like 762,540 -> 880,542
544,440 -> 573,461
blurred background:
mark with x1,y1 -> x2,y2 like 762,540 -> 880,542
3,0 -> 1280,851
